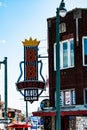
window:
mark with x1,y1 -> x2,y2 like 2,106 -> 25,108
60,39 -> 74,69
54,38 -> 74,70
84,88 -> 87,105
63,41 -> 68,67
82,37 -> 87,65
60,89 -> 76,107
54,43 -> 56,71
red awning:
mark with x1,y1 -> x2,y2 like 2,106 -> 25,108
61,110 -> 87,116
33,110 -> 87,117
33,111 -> 56,116
8,122 -> 32,128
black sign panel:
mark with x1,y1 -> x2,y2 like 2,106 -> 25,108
24,89 -> 38,101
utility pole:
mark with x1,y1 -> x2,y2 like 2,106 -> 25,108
0,57 -> 7,119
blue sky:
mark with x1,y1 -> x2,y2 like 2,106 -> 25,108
0,0 -> 87,114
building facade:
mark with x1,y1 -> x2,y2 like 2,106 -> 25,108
47,8 -> 87,130
33,8 -> 87,130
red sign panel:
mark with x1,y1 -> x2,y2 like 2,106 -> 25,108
26,65 -> 36,79
16,80 -> 45,90
24,47 -> 38,80
25,49 -> 36,62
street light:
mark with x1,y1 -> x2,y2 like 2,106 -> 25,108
0,57 -> 7,119
56,0 -> 67,130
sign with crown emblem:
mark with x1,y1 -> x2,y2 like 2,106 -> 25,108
16,38 -> 45,103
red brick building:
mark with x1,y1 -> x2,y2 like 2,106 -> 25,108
33,8 -> 87,130
47,8 -> 87,130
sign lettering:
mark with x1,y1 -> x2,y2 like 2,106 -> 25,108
24,89 -> 38,101
16,80 -> 45,90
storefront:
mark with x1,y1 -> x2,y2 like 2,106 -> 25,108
32,109 -> 87,130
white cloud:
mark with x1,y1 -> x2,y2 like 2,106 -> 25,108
0,2 -> 3,7
0,40 -> 6,44
0,1 -> 7,7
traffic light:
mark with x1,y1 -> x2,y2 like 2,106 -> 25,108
2,112 -> 5,117
2,112 -> 8,117
7,111 -> 15,118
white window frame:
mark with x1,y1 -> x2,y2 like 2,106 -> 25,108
54,38 -> 74,70
54,43 -> 56,71
60,38 -> 74,69
60,89 -> 76,107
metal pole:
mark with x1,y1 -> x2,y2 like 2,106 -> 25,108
25,101 -> 28,130
56,1 -> 67,129
0,57 -> 7,119
4,57 -> 7,119
26,101 -> 28,117
56,7 -> 61,130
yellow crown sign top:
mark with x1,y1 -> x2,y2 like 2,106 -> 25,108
22,37 -> 40,46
